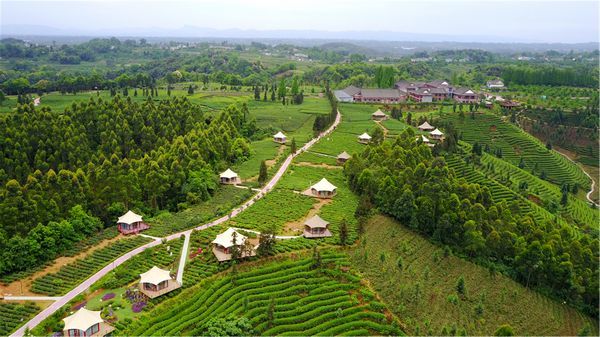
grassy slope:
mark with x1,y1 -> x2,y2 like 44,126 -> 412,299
351,214 -> 598,336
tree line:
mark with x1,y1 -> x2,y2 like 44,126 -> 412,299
344,128 -> 598,316
0,96 -> 256,277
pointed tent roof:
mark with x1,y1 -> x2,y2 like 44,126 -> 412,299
421,135 -> 430,143
304,215 -> 329,229
274,131 -> 286,139
212,228 -> 247,248
139,266 -> 172,285
311,178 -> 337,192
117,210 -> 143,225
372,109 -> 386,117
418,121 -> 434,130
63,308 -> 104,331
358,133 -> 372,140
430,128 -> 444,136
337,151 -> 351,160
220,168 -> 238,179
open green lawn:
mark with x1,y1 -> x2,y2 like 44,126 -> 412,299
351,214 -> 598,336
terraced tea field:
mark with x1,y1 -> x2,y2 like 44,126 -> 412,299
442,112 -> 590,191
30,236 -> 152,295
0,303 -> 40,336
351,215 -> 598,336
123,252 -> 403,336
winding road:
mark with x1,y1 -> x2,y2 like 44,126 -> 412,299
555,150 -> 599,207
9,110 -> 341,337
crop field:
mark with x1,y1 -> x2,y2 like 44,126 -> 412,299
30,236 -> 152,296
94,237 -> 185,290
351,215 -> 598,336
145,186 -> 253,237
121,251 -> 403,336
441,112 -> 590,190
478,153 -> 598,228
235,139 -> 284,179
294,151 -> 339,166
0,302 -> 40,336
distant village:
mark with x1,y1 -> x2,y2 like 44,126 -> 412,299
334,79 -> 507,105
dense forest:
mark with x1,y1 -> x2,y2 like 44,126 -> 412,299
502,65 -> 597,87
344,129 -> 599,316
0,95 -> 255,276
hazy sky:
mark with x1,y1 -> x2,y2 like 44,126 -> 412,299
1,0 -> 598,43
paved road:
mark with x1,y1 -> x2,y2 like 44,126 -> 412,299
10,109 -> 341,337
175,231 -> 191,285
555,150 -> 599,207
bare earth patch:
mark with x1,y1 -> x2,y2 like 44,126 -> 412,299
280,198 -> 332,236
295,161 -> 342,170
1,235 -> 124,296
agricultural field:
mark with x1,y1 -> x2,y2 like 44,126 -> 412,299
30,236 -> 152,296
351,215 -> 598,336
145,186 -> 253,237
441,111 -> 591,193
121,251 -> 403,336
0,302 -> 40,336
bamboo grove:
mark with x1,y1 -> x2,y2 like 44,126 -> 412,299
0,95 -> 254,276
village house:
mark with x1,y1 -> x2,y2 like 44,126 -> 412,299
212,228 -> 257,262
309,178 -> 337,199
139,266 -> 181,299
117,210 -> 149,235
418,121 -> 435,131
334,86 -> 405,104
486,79 -> 505,90
303,215 -> 332,238
430,128 -> 444,140
273,131 -> 287,144
62,308 -> 115,337
453,88 -> 479,103
396,80 -> 453,102
371,109 -> 388,121
358,133 -> 372,144
219,168 -> 240,185
336,151 -> 351,165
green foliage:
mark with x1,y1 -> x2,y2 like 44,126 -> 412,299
494,324 -> 515,336
201,315 -> 254,336
0,303 -> 40,336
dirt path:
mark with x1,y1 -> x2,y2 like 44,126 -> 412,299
554,146 -> 599,206
374,120 -> 389,137
1,235 -> 124,296
280,198 -> 333,236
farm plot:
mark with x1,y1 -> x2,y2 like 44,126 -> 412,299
93,237 -> 185,291
351,214 -> 598,336
144,186 -> 253,237
122,251 -> 403,336
0,302 -> 40,336
30,236 -> 152,296
442,112 -> 590,191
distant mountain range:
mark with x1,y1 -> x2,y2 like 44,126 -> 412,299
3,24 -> 594,44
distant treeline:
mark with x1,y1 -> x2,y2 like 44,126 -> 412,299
502,65 -> 598,87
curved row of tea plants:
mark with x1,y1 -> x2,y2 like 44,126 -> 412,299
0,303 -> 40,336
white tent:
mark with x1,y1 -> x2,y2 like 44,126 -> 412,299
219,169 -> 238,179
372,109 -> 386,117
117,210 -> 143,225
273,131 -> 286,140
430,128 -> 444,136
337,151 -> 351,160
418,121 -> 434,131
63,308 -> 104,332
311,178 -> 337,192
139,266 -> 172,285
358,133 -> 372,141
421,135 -> 430,143
304,215 -> 329,229
212,228 -> 247,248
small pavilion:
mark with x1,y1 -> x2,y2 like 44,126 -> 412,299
212,228 -> 256,262
418,121 -> 435,131
309,178 -> 337,199
219,168 -> 240,185
62,308 -> 114,337
336,151 -> 351,165
273,131 -> 287,144
139,266 -> 181,299
303,215 -> 332,238
117,210 -> 149,235
430,128 -> 444,140
371,109 -> 388,121
358,133 -> 372,144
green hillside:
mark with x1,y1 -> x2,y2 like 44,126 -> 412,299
123,251 -> 403,336
351,215 -> 598,336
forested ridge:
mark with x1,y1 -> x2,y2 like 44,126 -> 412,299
344,129 -> 599,316
0,96 -> 254,276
